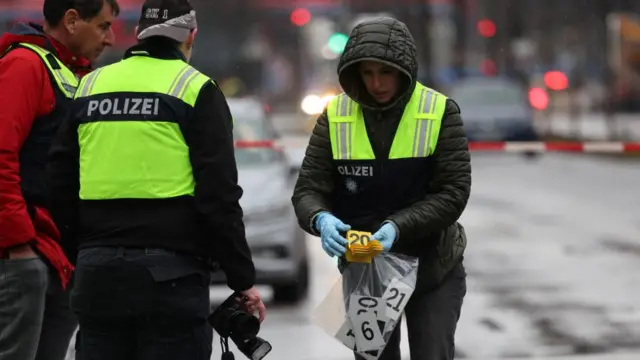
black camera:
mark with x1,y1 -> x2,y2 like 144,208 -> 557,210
208,293 -> 272,360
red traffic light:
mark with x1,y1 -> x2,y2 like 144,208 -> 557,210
290,8 -> 311,27
477,19 -> 496,38
543,71 -> 569,91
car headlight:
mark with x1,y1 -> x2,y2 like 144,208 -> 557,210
301,93 -> 336,115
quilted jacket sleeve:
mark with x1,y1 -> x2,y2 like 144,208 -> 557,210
387,99 -> 471,242
291,110 -> 334,236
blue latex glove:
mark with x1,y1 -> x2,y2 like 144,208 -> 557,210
314,212 -> 351,257
371,223 -> 397,252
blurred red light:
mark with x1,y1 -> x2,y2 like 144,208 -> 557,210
477,19 -> 496,37
544,71 -> 569,91
290,8 -> 311,27
528,87 -> 549,110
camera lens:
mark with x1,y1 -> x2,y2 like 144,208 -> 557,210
250,339 -> 272,360
232,336 -> 272,360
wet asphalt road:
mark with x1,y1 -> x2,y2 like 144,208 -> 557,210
66,153 -> 640,359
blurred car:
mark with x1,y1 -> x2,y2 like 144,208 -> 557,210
449,77 -> 539,142
210,97 -> 309,304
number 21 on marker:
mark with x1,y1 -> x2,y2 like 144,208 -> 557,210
382,278 -> 414,320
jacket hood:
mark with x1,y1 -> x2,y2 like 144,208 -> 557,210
0,23 -> 51,55
0,23 -> 92,74
337,17 -> 418,111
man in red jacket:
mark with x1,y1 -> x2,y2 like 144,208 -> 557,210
0,1 -> 119,359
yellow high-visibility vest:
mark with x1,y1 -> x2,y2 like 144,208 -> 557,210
327,82 -> 447,160
74,55 -> 212,200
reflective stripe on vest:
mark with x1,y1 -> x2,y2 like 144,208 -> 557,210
326,82 -> 447,160
18,43 -> 78,98
74,56 -> 211,200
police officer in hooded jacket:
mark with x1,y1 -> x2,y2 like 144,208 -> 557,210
291,17 -> 471,360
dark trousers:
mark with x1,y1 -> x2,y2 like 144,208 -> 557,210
70,247 -> 213,360
0,256 -> 78,360
354,261 -> 467,360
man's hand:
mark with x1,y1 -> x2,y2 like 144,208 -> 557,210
8,243 -> 37,259
239,286 -> 266,323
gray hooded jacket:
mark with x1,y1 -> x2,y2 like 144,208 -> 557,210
291,17 -> 471,290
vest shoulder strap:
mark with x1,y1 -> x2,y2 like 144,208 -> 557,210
14,42 -> 78,98
167,63 -> 211,106
410,82 -> 448,120
75,58 -> 212,106
396,82 -> 448,158
327,93 -> 358,122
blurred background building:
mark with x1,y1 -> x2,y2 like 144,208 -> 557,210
3,0 -> 640,126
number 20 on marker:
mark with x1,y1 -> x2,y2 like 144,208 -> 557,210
348,231 -> 370,246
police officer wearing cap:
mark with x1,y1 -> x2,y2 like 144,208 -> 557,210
48,0 -> 266,357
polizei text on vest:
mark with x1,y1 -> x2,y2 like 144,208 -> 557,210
337,165 -> 373,177
87,98 -> 160,116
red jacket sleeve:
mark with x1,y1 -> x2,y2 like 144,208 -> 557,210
0,49 -> 53,249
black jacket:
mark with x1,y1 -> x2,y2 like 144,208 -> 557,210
47,39 -> 255,292
291,17 -> 471,290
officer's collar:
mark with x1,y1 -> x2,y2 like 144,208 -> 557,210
123,39 -> 186,62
